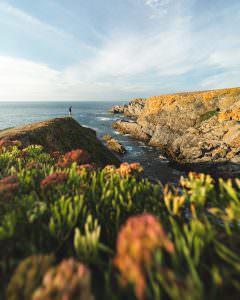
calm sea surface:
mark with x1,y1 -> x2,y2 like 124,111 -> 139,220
0,101 -> 185,184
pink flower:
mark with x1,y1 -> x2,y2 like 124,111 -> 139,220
77,163 -> 96,173
32,258 -> 94,300
41,172 -> 69,190
0,175 -> 19,201
57,149 -> 91,167
0,139 -> 22,152
114,214 -> 174,300
117,162 -> 144,177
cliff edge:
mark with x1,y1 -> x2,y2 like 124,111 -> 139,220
112,87 -> 240,176
0,117 -> 120,166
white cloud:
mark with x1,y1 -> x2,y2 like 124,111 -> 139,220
0,2 -> 93,54
145,0 -> 176,18
0,55 -> 148,101
0,3 -> 71,39
0,56 -> 62,100
0,1 -> 239,100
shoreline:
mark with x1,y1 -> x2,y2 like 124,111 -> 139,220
110,87 -> 240,178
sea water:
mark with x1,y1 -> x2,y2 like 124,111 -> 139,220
0,101 -> 185,184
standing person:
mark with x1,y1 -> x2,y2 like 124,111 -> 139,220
69,106 -> 72,116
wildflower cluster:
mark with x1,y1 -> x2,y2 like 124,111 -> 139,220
0,139 -> 21,152
7,255 -> 55,300
117,162 -> 144,177
40,172 -> 69,190
114,214 -> 174,299
103,162 -> 144,177
0,175 -> 19,202
33,259 -> 94,300
0,142 -> 240,300
57,149 -> 90,167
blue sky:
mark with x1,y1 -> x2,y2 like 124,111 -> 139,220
0,0 -> 239,100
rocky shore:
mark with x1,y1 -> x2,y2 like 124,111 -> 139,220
111,88 -> 240,177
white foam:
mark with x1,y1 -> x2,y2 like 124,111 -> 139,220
97,117 -> 110,121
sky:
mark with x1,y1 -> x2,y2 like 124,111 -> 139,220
0,0 -> 239,101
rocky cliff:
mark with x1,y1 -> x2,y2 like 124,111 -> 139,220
112,88 -> 240,176
110,98 -> 145,119
0,117 -> 120,166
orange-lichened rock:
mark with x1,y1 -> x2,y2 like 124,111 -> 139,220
112,87 -> 240,176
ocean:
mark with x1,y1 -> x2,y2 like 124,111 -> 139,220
0,101 -> 185,184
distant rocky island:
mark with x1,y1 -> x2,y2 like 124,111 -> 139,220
110,87 -> 240,177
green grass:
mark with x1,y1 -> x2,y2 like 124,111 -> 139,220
199,109 -> 218,122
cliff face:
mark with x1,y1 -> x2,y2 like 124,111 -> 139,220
0,117 -> 120,166
110,98 -> 145,119
113,88 -> 240,176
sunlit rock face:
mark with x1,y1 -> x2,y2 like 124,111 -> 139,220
112,87 -> 240,177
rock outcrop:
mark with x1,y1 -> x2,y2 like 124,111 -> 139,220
0,117 -> 120,166
109,105 -> 126,114
102,135 -> 126,155
110,98 -> 146,119
112,88 -> 240,176
113,120 -> 151,143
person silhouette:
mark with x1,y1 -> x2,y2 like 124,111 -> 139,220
69,106 -> 72,116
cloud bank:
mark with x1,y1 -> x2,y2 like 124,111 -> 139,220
0,0 -> 239,100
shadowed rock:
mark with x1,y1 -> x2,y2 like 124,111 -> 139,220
112,120 -> 151,142
0,117 -> 120,167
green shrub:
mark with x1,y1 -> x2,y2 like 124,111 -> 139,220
199,109 -> 218,122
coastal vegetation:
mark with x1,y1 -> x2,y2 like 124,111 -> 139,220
0,141 -> 240,299
199,109 -> 218,123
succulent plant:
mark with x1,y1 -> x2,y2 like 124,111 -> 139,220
0,175 -> 19,202
116,162 -> 144,177
57,149 -> 91,168
74,215 -> 101,262
41,172 -> 69,190
7,254 -> 55,300
0,139 -> 21,152
114,214 -> 174,300
32,258 -> 95,300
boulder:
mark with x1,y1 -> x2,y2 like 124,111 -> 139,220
112,120 -> 150,143
109,98 -> 146,118
102,135 -> 126,155
109,105 -> 126,114
0,117 -> 120,167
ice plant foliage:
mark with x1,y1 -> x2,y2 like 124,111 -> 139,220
0,139 -> 21,152
32,258 -> 94,300
117,162 -> 144,177
7,255 -> 55,300
0,175 -> 19,201
114,214 -> 174,299
0,143 -> 240,300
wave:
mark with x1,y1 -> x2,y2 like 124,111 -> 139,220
126,146 -> 133,151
